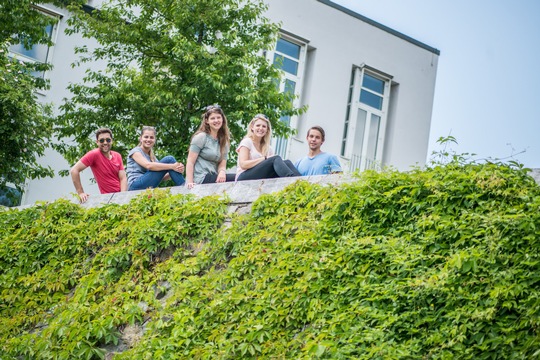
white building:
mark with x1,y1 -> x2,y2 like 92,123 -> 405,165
266,0 -> 439,172
12,0 -> 439,206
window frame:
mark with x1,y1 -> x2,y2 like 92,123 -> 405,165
341,65 -> 392,172
267,32 -> 308,158
8,5 -> 63,81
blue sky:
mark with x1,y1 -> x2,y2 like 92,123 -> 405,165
332,0 -> 540,168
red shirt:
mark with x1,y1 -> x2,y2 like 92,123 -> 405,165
80,149 -> 125,194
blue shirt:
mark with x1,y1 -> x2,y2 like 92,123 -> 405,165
294,152 -> 342,176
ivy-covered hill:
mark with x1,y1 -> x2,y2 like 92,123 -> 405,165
1,163 -> 540,359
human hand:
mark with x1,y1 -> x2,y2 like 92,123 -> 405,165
186,182 -> 195,189
78,192 -> 89,203
216,172 -> 226,183
173,162 -> 184,173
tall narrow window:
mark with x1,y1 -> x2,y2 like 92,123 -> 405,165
270,35 -> 306,158
341,66 -> 391,172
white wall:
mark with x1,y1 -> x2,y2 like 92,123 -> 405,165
21,0 -> 439,205
22,3 -> 104,205
265,0 -> 439,170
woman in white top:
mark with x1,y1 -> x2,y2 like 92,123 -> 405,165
236,114 -> 300,181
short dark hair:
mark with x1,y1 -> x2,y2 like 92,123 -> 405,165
95,128 -> 113,140
307,126 -> 325,141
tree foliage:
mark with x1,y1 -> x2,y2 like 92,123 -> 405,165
0,0 -> 83,195
54,0 -> 304,167
1,163 -> 540,358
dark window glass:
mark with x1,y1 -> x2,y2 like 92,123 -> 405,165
0,186 -> 22,207
284,79 -> 296,94
273,54 -> 298,75
362,73 -> 385,95
10,24 -> 53,63
341,106 -> 351,156
360,90 -> 383,110
276,38 -> 300,59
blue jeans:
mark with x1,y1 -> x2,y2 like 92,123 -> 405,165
128,156 -> 185,190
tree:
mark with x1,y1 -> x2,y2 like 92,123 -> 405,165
54,0 -> 304,166
0,0 -> 83,202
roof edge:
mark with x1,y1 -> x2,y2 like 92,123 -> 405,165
317,0 -> 441,56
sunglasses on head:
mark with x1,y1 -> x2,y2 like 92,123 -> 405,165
98,138 -> 112,143
204,104 -> 221,112
253,113 -> 269,121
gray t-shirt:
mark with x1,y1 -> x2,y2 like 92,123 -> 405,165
190,132 -> 228,184
127,147 -> 155,187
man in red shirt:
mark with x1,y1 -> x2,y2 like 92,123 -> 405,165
70,128 -> 127,203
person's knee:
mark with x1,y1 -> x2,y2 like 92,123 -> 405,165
161,155 -> 176,164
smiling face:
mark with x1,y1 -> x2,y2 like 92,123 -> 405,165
206,112 -> 223,134
307,128 -> 324,152
251,119 -> 269,139
96,132 -> 113,155
140,129 -> 156,150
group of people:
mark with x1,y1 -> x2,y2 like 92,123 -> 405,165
70,105 -> 342,203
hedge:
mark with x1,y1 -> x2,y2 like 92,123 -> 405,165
1,162 -> 539,359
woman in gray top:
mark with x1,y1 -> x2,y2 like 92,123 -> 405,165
185,105 -> 236,189
127,126 -> 185,190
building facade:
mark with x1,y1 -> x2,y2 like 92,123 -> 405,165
265,0 -> 439,173
13,0 -> 439,206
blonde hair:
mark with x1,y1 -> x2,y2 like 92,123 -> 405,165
193,105 -> 231,159
139,126 -> 157,162
245,114 -> 272,157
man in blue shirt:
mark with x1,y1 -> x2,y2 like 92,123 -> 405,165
295,126 -> 342,176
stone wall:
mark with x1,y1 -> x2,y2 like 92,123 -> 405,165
13,169 -> 540,211
76,174 -> 355,214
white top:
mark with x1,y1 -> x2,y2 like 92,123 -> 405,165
235,137 -> 274,179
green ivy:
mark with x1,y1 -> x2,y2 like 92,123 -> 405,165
1,164 -> 540,359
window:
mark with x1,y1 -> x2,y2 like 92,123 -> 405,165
341,66 -> 391,172
270,35 -> 306,157
0,186 -> 22,208
8,7 -> 60,79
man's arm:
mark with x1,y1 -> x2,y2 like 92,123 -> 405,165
118,169 -> 128,192
329,155 -> 343,173
70,161 -> 90,203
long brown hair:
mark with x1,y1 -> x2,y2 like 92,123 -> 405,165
193,105 -> 231,159
245,114 -> 272,157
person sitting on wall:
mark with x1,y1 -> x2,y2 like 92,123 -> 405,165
295,126 -> 342,176
126,126 -> 185,191
236,114 -> 300,181
185,104 -> 236,189
70,127 -> 128,203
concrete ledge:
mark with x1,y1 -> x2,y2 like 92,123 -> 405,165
76,173 -> 357,208
7,169 -> 540,211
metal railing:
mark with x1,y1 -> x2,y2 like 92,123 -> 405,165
347,154 -> 381,173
